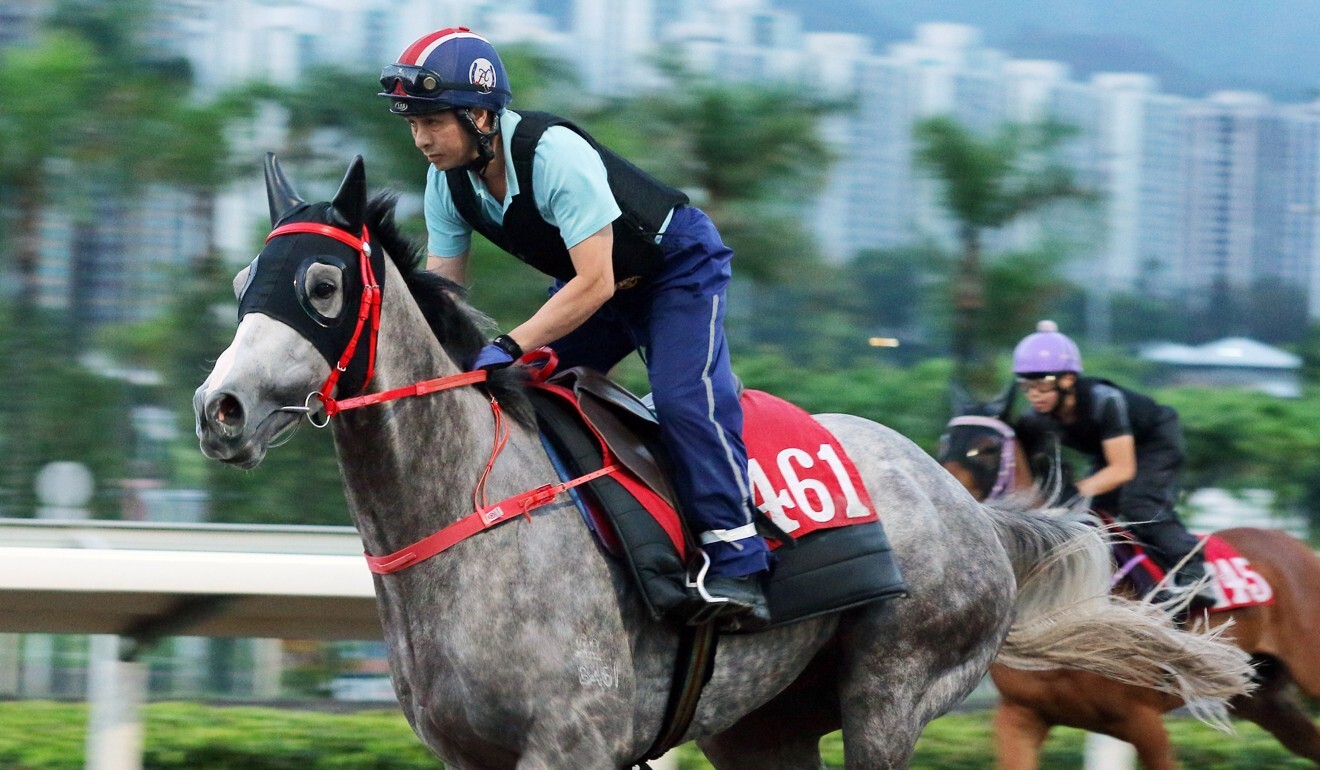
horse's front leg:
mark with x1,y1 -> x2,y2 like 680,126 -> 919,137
993,701 -> 1050,770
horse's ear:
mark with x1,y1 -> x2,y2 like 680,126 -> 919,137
264,152 -> 304,227
986,380 -> 1017,421
949,381 -> 977,417
330,155 -> 367,232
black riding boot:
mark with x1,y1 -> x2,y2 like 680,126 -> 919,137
1167,554 -> 1219,610
702,573 -> 771,632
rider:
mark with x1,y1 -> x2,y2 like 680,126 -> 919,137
1011,320 -> 1218,610
378,28 -> 770,626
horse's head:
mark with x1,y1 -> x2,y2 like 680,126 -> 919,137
193,153 -> 504,468
936,382 -> 1020,501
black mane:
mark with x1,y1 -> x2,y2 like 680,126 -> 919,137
364,193 -> 534,428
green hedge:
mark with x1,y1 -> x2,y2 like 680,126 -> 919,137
0,702 -> 1312,769
0,702 -> 438,770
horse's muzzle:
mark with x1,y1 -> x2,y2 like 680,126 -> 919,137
193,386 -> 279,468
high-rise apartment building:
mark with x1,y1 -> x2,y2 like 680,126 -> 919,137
1181,92 -> 1289,297
1279,104 -> 1320,317
1085,74 -> 1183,296
809,36 -> 916,260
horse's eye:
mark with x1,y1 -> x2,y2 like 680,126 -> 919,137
297,261 -> 346,326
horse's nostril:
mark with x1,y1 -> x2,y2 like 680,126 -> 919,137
209,393 -> 246,433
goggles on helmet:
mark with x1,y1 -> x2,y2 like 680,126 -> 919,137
1015,374 -> 1061,394
379,64 -> 496,99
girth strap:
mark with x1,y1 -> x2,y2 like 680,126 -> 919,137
633,622 -> 719,768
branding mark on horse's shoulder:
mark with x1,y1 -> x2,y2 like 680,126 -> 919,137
573,634 -> 619,689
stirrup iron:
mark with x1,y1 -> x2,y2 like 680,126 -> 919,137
684,551 -> 730,626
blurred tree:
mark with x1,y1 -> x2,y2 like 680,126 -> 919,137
119,95 -> 257,262
1185,274 -> 1310,346
0,311 -> 135,518
1191,274 -> 1240,342
730,263 -> 868,366
0,2 -> 152,516
614,61 -> 843,283
0,0 -> 265,520
0,33 -> 101,298
0,0 -> 256,308
914,116 -> 1096,393
1299,324 -> 1320,385
1107,290 -> 1191,345
1244,277 -> 1308,345
980,246 -> 1073,349
1160,386 -> 1320,534
849,245 -> 943,336
574,65 -> 845,366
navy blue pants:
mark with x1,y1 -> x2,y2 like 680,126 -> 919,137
550,206 -> 770,577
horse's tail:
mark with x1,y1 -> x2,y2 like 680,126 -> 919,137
985,498 -> 1254,727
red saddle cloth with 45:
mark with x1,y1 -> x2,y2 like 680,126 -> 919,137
740,390 -> 879,544
1118,534 -> 1275,613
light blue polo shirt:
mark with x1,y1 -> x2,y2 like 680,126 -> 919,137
424,110 -> 623,260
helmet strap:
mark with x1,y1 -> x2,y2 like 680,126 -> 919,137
458,108 -> 500,174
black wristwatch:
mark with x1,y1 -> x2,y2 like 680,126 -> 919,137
491,334 -> 523,359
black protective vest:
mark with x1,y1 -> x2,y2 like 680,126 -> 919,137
445,111 -> 689,289
1019,377 -> 1177,460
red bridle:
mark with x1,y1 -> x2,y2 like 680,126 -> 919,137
265,222 -> 384,418
265,221 -> 489,421
262,222 -> 617,574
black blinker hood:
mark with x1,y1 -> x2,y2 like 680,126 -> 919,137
238,154 -> 385,397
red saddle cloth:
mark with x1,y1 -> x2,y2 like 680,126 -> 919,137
1117,534 -> 1275,613
741,390 -> 879,544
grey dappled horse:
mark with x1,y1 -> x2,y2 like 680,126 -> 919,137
193,156 -> 1251,770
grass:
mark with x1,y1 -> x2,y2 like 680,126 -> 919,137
0,702 -> 1314,769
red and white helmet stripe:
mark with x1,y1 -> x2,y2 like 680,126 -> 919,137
397,27 -> 489,67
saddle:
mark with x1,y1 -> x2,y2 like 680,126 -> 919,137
1106,523 -> 1274,613
523,355 -> 909,630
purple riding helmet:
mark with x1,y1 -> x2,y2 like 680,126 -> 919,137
1012,320 -> 1083,376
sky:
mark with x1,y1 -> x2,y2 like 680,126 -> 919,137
777,0 -> 1320,101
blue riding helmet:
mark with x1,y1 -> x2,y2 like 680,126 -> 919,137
380,27 -> 512,116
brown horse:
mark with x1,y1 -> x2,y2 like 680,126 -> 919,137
938,398 -> 1320,770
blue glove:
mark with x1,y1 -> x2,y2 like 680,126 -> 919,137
469,343 -> 515,371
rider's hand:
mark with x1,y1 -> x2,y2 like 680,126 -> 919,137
469,343 -> 515,371
468,334 -> 522,372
